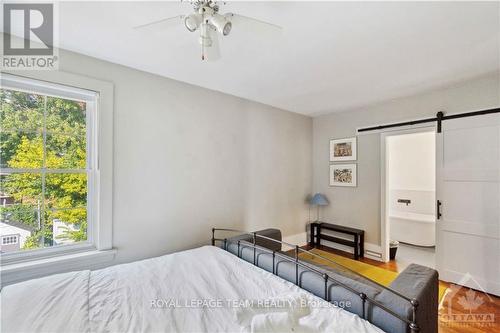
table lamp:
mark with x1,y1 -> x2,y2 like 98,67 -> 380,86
310,193 -> 329,222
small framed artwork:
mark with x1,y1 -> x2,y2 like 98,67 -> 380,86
330,137 -> 357,161
330,164 -> 357,187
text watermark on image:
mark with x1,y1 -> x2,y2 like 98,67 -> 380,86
2,2 -> 59,70
150,298 -> 352,310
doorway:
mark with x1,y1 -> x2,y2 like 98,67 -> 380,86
381,127 -> 436,269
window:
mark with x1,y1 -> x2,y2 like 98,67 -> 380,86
1,75 -> 97,255
2,235 -> 18,245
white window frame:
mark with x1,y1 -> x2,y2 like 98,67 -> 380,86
1,74 -> 97,259
1,72 -> 114,283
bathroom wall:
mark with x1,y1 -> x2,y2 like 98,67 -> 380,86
387,131 -> 436,216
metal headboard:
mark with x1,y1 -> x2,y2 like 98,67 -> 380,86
212,228 -> 420,333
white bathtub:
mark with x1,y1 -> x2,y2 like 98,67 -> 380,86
389,211 -> 436,247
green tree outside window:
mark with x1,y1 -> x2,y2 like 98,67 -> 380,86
1,89 -> 88,250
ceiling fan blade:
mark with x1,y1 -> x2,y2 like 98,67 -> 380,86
224,13 -> 283,31
133,15 -> 184,30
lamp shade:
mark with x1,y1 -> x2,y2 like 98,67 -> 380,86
310,193 -> 329,206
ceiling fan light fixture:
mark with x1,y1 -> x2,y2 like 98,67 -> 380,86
199,23 -> 213,47
222,21 -> 232,36
209,13 -> 232,36
184,12 -> 202,32
199,35 -> 213,47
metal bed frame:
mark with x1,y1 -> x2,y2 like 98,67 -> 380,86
212,228 -> 420,333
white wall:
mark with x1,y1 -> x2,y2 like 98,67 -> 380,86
387,132 -> 436,216
7,47 -> 313,266
387,132 -> 435,191
313,72 -> 500,246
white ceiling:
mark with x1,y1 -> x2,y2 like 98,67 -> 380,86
46,2 -> 500,115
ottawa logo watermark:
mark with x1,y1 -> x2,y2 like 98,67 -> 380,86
439,273 -> 496,329
2,2 -> 59,70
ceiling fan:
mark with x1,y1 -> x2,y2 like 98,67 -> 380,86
134,0 -> 283,61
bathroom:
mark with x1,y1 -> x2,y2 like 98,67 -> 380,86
386,130 -> 436,268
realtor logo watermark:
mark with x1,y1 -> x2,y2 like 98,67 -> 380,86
439,274 -> 496,329
2,2 -> 58,70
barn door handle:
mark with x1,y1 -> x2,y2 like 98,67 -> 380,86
437,200 -> 442,219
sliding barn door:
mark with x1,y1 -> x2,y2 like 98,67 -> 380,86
436,113 -> 500,296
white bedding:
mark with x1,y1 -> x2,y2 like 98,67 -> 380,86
1,246 -> 383,333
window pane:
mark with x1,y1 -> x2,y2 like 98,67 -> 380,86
46,208 -> 87,246
0,173 -> 42,204
46,97 -> 86,135
45,173 -> 87,209
45,133 -> 86,169
45,96 -> 87,170
44,173 -> 88,248
1,80 -> 93,255
0,206 -> 39,252
0,204 -> 40,227
1,89 -> 44,132
0,174 -> 42,253
0,132 -> 44,168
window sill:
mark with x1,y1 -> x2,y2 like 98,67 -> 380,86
1,249 -> 116,287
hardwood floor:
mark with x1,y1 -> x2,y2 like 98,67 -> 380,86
302,245 -> 500,333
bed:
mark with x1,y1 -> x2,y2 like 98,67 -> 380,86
1,245 -> 383,333
215,228 -> 438,333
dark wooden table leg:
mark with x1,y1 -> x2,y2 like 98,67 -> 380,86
309,223 -> 315,246
360,232 -> 364,258
354,234 -> 359,260
317,225 -> 321,247
314,223 -> 318,246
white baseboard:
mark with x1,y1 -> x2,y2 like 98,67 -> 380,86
363,243 -> 384,262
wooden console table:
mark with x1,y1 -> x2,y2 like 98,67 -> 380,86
310,222 -> 365,260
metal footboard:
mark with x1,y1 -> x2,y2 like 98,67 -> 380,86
212,228 -> 420,333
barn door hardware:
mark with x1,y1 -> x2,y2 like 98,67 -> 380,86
437,200 -> 442,220
357,108 -> 500,134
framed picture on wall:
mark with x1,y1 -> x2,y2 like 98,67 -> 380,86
330,164 -> 357,187
330,137 -> 357,161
